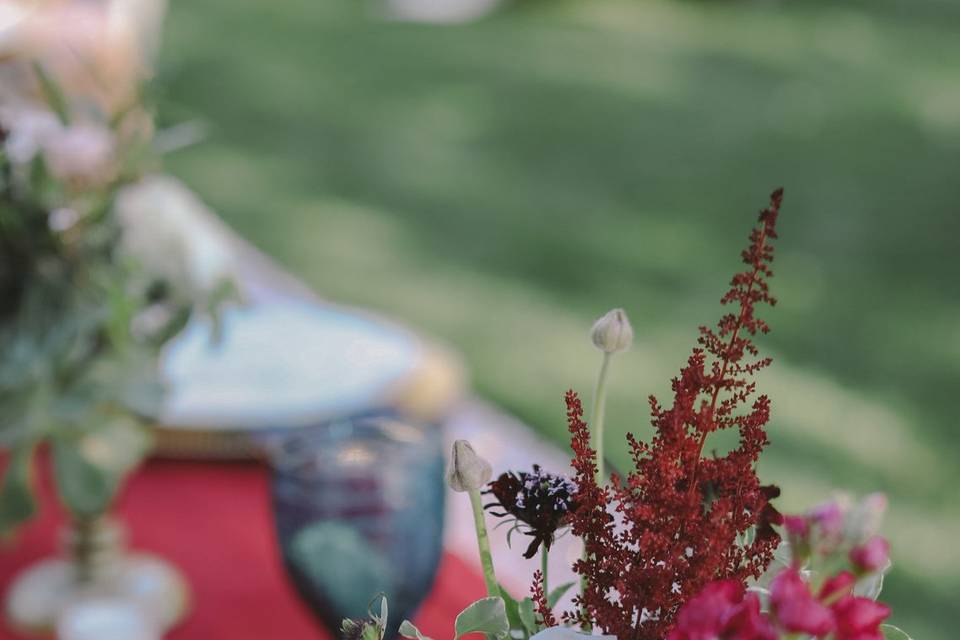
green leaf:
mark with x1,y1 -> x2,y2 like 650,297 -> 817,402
399,620 -> 434,640
368,593 -> 388,640
289,523 -> 391,621
517,598 -> 537,636
361,622 -> 383,640
89,417 -> 153,476
498,584 -> 527,639
0,445 -> 36,534
547,582 -> 575,609
30,61 -> 70,125
454,597 -> 510,640
371,593 -> 388,624
52,436 -> 116,517
881,624 -> 912,639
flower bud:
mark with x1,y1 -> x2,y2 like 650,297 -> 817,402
590,308 -> 633,354
849,536 -> 890,574
447,440 -> 492,493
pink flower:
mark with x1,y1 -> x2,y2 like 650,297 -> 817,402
670,581 -> 742,640
783,515 -> 809,537
770,569 -> 834,637
849,536 -> 890,574
809,500 -> 845,544
43,122 -> 115,183
722,593 -> 778,640
831,596 -> 890,640
669,581 -> 777,640
819,571 -> 856,603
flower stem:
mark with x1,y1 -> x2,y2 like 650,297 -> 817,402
580,350 -> 613,631
540,543 -> 549,597
590,351 -> 613,485
468,488 -> 499,597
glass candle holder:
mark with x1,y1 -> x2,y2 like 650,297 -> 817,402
268,416 -> 445,638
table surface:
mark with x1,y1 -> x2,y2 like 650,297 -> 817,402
0,458 -> 486,639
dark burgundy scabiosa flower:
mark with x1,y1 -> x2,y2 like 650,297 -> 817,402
485,465 -> 579,559
561,190 -> 786,640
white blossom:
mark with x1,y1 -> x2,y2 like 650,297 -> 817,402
114,175 -> 237,302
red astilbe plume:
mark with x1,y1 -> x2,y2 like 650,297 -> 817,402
562,190 -> 785,640
531,570 -> 557,628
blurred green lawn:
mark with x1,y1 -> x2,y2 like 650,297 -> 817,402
157,0 -> 959,636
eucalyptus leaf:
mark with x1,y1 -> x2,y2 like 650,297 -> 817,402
880,624 -> 912,639
546,583 -> 575,609
52,437 -> 117,517
399,620 -> 434,640
454,597 -> 510,640
498,584 -> 526,639
517,598 -> 537,636
0,444 -> 36,534
81,416 -> 152,477
0,389 -> 32,447
288,522 -> 391,621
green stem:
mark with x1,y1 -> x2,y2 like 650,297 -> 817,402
468,488 -> 499,597
540,543 -> 549,597
580,351 -> 613,630
590,351 -> 613,485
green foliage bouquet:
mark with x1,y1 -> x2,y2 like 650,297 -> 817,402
0,0 -> 232,534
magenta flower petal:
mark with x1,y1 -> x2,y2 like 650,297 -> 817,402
770,568 -> 835,637
849,536 -> 890,573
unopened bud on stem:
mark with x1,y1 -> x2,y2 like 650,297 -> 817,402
447,440 -> 492,493
590,308 -> 633,354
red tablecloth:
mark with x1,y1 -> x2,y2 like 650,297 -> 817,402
0,458 -> 486,639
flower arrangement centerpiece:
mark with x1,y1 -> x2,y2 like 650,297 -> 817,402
340,191 -> 912,640
0,0 -> 235,633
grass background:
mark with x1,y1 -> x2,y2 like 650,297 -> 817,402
157,0 -> 959,636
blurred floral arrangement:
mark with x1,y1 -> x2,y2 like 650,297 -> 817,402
0,0 -> 234,535
344,192 -> 912,640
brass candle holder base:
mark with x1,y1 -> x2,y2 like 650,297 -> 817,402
5,517 -> 190,636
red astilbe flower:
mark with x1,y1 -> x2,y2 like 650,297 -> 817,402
531,569 -> 557,628
562,190 -> 786,640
